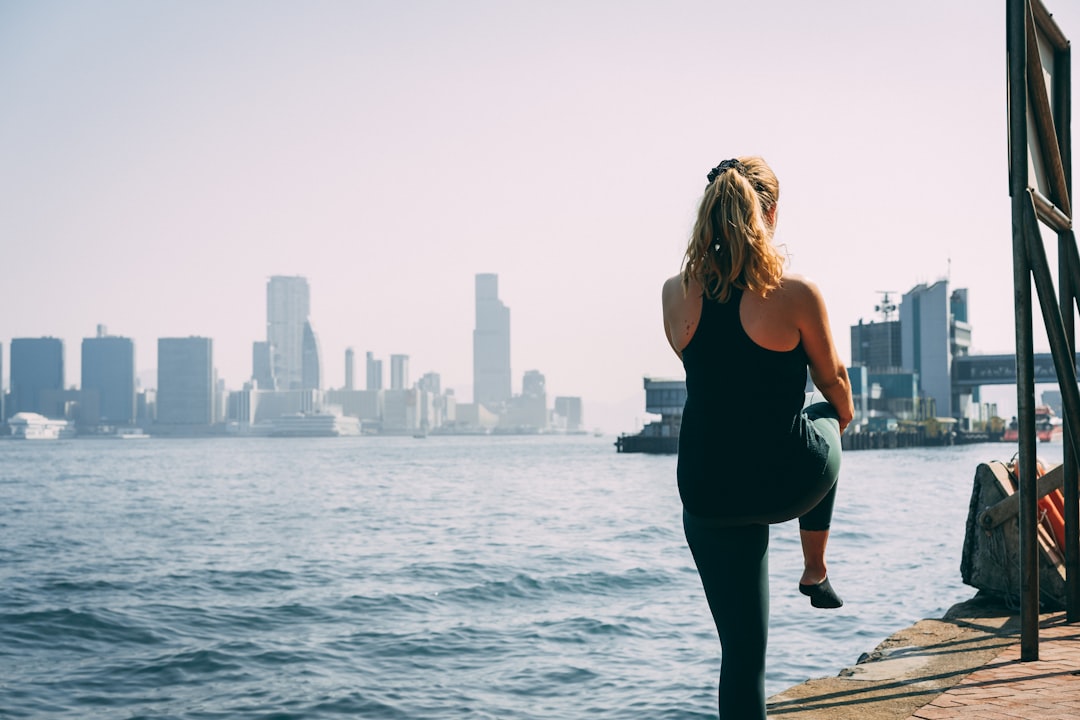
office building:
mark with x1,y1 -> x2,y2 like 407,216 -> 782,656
513,369 -> 547,429
325,389 -> 383,424
81,327 -> 136,426
157,337 -> 213,425
252,341 -> 276,390
266,275 -> 310,390
851,320 -> 902,371
473,273 -> 511,408
383,388 -> 420,432
418,372 -> 441,395
366,351 -> 383,391
301,320 -> 321,390
554,396 -> 584,432
344,348 -> 355,390
901,280 -> 971,418
10,337 -> 64,418
390,354 -> 409,390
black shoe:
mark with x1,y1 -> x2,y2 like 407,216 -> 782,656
799,577 -> 844,608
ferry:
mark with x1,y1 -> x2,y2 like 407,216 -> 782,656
1001,405 -> 1063,443
79,426 -> 150,439
1037,406 -> 1064,442
8,412 -> 69,440
269,412 -> 362,437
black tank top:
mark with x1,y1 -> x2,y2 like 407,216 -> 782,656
677,288 -> 829,518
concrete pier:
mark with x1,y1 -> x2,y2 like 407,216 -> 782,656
767,594 -> 1080,719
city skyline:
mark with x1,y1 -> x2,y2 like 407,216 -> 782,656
0,266 -> 1068,431
0,270 -> 583,431
3,2 -> 1080,431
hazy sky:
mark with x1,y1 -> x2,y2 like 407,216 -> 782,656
2,0 -> 1078,432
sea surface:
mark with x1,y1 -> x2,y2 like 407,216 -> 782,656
0,435 -> 1060,719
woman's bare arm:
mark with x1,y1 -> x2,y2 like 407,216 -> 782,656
662,275 -> 700,360
791,276 -> 854,432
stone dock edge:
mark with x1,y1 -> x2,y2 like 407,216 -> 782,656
764,593 -> 1049,719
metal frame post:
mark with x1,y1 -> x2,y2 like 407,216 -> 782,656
1008,0 -> 1079,655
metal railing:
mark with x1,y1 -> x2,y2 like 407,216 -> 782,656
1007,0 -> 1078,660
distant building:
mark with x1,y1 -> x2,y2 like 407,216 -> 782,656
554,396 -> 584,432
267,275 -> 311,390
850,280 -> 973,422
473,273 -> 511,409
137,389 -> 156,425
252,340 -> 276,390
454,401 -> 499,430
383,388 -> 420,432
901,281 -> 971,418
366,351 -> 383,391
301,320 -> 321,390
851,320 -> 902,371
156,337 -> 213,426
390,354 -> 409,391
344,348 -> 355,391
418,372 -> 441,395
81,326 -> 136,426
325,389 -> 383,425
10,337 -> 64,419
246,388 -> 320,424
416,374 -> 450,430
505,369 -> 547,430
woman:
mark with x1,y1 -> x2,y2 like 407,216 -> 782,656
661,156 -> 854,719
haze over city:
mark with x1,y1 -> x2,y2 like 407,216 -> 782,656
3,1 -> 1080,432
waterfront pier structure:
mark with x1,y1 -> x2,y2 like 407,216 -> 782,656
614,378 -> 684,453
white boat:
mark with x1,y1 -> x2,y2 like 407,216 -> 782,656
269,412 -> 362,437
79,426 -> 150,439
8,412 -> 69,440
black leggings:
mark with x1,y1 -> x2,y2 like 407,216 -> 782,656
682,402 -> 842,719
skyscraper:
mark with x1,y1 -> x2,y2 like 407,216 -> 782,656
10,337 -> 64,418
157,337 -> 213,425
81,327 -> 136,426
390,354 -> 410,390
344,347 -> 355,391
252,341 -> 276,390
518,369 -> 547,428
267,275 -> 311,391
366,351 -> 383,391
301,320 -> 321,390
900,280 -> 971,418
554,396 -> 583,432
473,273 -> 510,407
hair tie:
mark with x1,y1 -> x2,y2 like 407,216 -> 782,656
707,158 -> 747,183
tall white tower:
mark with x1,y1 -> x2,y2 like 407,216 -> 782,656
267,275 -> 311,391
472,273 -> 511,407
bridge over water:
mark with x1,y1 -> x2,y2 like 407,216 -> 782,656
952,353 -> 1080,388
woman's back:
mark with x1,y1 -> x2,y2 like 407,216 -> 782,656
675,283 -> 824,519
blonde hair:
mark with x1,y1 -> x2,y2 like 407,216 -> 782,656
681,156 -> 785,302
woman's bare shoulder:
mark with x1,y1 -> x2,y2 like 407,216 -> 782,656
662,274 -> 701,303
779,273 -> 825,300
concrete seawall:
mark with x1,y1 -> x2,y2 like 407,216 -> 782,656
765,594 -> 1074,719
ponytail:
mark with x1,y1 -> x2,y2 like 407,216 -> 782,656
681,156 -> 785,302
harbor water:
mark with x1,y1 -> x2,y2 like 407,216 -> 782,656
0,435 -> 1060,719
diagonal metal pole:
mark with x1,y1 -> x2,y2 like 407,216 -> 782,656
1051,32 -> 1079,622
1024,195 -> 1080,453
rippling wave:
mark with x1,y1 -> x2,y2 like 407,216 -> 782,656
0,436 -> 1039,719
